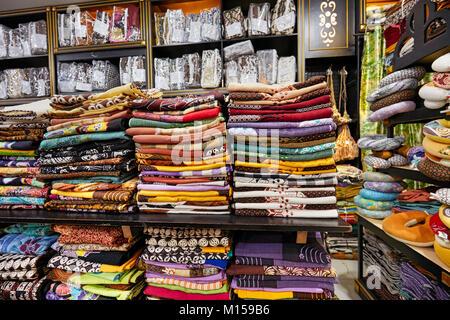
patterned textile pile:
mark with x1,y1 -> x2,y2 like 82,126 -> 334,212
139,226 -> 232,300
226,231 -> 337,300
44,224 -> 145,300
226,76 -> 339,218
0,223 -> 58,300
325,235 -> 358,260
125,93 -> 232,215
38,83 -> 161,214
0,100 -> 51,210
336,165 -> 363,225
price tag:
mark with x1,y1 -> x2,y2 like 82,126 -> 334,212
93,20 -> 109,36
75,25 -> 87,38
133,69 -> 146,82
76,82 -> 93,92
155,75 -> 169,90
274,12 -> 296,32
251,18 -> 268,34
226,22 -> 243,37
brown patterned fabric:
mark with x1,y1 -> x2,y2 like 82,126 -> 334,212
370,89 -> 417,112
417,158 -> 450,182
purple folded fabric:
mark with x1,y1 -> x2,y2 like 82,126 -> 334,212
231,278 -> 335,292
234,256 -> 331,268
226,118 -> 335,129
228,124 -> 336,138
137,184 -> 230,191
144,261 -> 220,269
140,166 -> 233,176
234,274 -> 337,283
0,160 -> 39,167
145,270 -> 227,283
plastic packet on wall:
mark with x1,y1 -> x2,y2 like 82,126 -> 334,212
223,40 -> 254,62
21,68 -> 34,97
32,67 -> 50,97
0,25 -> 10,58
92,10 -> 111,45
104,61 -> 121,89
57,62 -> 78,93
201,49 -> 222,88
92,60 -> 107,90
166,9 -> 185,44
201,7 -> 222,41
169,57 -> 186,90
74,10 -> 93,46
75,62 -> 93,92
0,71 -> 7,99
5,69 -> 24,98
30,20 -> 48,55
238,55 -> 258,83
223,6 -> 246,39
57,13 -> 74,47
130,56 -> 146,88
110,6 -> 128,42
8,28 -> 23,58
19,23 -> 31,56
183,52 -> 202,88
225,60 -> 239,87
154,12 -> 166,46
248,3 -> 271,36
126,5 -> 141,41
154,57 -> 170,90
120,56 -> 132,85
257,49 -> 278,84
277,56 -> 296,83
271,0 -> 296,35
185,13 -> 202,43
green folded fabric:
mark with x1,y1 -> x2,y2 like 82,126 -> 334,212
51,172 -> 136,185
233,142 -> 335,155
82,280 -> 146,300
129,117 -> 221,129
234,149 -> 334,161
145,282 -> 230,294
39,132 -> 130,150
70,269 -> 144,285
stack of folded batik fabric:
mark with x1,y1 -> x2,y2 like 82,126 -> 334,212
125,93 -> 232,215
227,76 -> 338,218
0,223 -> 58,300
139,226 -> 232,300
38,84 -> 161,214
0,100 -> 52,210
45,224 -> 145,300
336,165 -> 364,225
227,231 -> 337,300
325,235 -> 358,260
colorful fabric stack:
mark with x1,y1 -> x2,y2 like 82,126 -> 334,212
227,231 -> 337,300
326,235 -> 358,260
227,76 -> 339,218
125,93 -> 232,215
430,188 -> 450,268
139,226 -> 232,300
0,223 -> 58,300
393,186 -> 442,214
37,83 -> 161,214
336,165 -> 363,225
0,100 -> 51,210
44,224 -> 145,300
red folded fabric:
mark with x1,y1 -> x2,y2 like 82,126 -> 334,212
229,95 -> 331,110
229,106 -> 326,115
132,108 -> 220,123
383,21 -> 406,49
49,110 -> 132,125
126,123 -> 225,137
229,107 -> 333,122
144,286 -> 231,300
141,176 -> 225,184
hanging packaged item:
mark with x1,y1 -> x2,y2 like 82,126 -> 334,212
223,6 -> 246,39
154,57 -> 170,90
120,56 -> 132,85
104,61 -> 121,89
130,56 -> 147,88
277,56 -> 296,83
21,68 -> 34,97
257,49 -> 278,84
57,62 -> 78,93
185,13 -> 202,43
110,6 -> 128,42
8,28 -> 23,58
154,12 -> 166,46
166,9 -> 185,44
248,3 -> 271,36
271,0 -> 296,35
223,40 -> 254,62
5,69 -> 24,98
238,55 -> 258,83
169,57 -> 186,90
183,52 -> 202,88
200,7 -> 222,41
75,62 -> 93,92
29,20 -> 48,55
201,48 -> 222,88
57,13 -> 75,47
0,25 -> 10,58
18,23 -> 31,56
225,60 -> 240,87
92,60 -> 107,90
31,67 -> 50,97
0,71 -> 7,99
74,10 -> 93,46
92,10 -> 111,45
126,5 -> 141,41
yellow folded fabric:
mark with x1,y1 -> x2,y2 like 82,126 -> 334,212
99,250 -> 142,273
0,167 -> 39,175
183,155 -> 230,166
48,103 -> 128,118
138,196 -> 227,202
137,190 -> 230,197
270,82 -> 327,101
202,246 -> 231,253
150,162 -> 227,172
234,289 -> 294,300
0,149 -> 37,156
423,135 -> 450,160
235,157 -> 335,169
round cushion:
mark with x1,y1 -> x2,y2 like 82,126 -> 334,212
388,154 -> 408,166
362,171 -> 402,182
407,146 -> 425,158
357,206 -> 392,219
363,181 -> 405,193
418,82 -> 450,101
359,188 -> 399,201
435,234 -> 450,249
364,155 -> 390,169
367,101 -> 416,122
423,119 -> 450,144
441,119 -> 450,128
422,135 -> 450,160
357,134 -> 405,151
439,205 -> 450,228
366,78 -> 418,103
372,150 -> 393,159
417,158 -> 450,182
426,151 -> 450,168
432,189 -> 450,206
429,211 -> 450,238
369,89 -> 417,112
378,66 -> 426,88
433,72 -> 450,89
434,240 -> 450,267
424,99 -> 448,109
354,195 -> 394,210
431,52 -> 450,73
382,211 -> 435,247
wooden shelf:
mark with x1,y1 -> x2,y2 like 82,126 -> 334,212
0,209 -> 352,233
385,101 -> 444,126
0,96 -> 50,106
0,54 -> 48,61
378,166 -> 450,187
55,41 -> 145,54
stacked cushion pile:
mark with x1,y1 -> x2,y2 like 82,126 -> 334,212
139,226 -> 232,300
366,66 -> 425,122
38,84 -> 161,214
336,165 -> 363,225
227,231 -> 337,300
354,171 -> 406,219
393,186 -> 442,214
0,100 -> 51,210
227,76 -> 339,218
45,224 -> 145,300
0,223 -> 58,300
125,93 -> 232,215
430,188 -> 450,267
357,134 -> 410,169
420,52 -> 450,110
418,118 -> 450,182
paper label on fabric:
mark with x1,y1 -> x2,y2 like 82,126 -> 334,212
278,67 -> 293,81
240,73 -> 258,83
93,20 -> 109,36
202,24 -> 219,39
121,72 -> 131,84
188,22 -> 202,42
37,80 -> 46,96
21,81 -> 32,95
59,80 -> 75,93
93,70 -> 105,82
170,71 -> 184,85
172,29 -> 185,43
0,81 -> 7,99
31,34 -> 47,49
251,18 -> 268,33
155,75 -> 169,90
133,69 -> 146,82
226,22 -> 242,37
76,82 -> 93,91
75,25 -> 87,38
274,12 -> 296,31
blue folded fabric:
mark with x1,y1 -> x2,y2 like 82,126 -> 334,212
357,207 -> 392,219
0,233 -> 59,255
359,188 -> 399,201
39,132 -> 130,150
